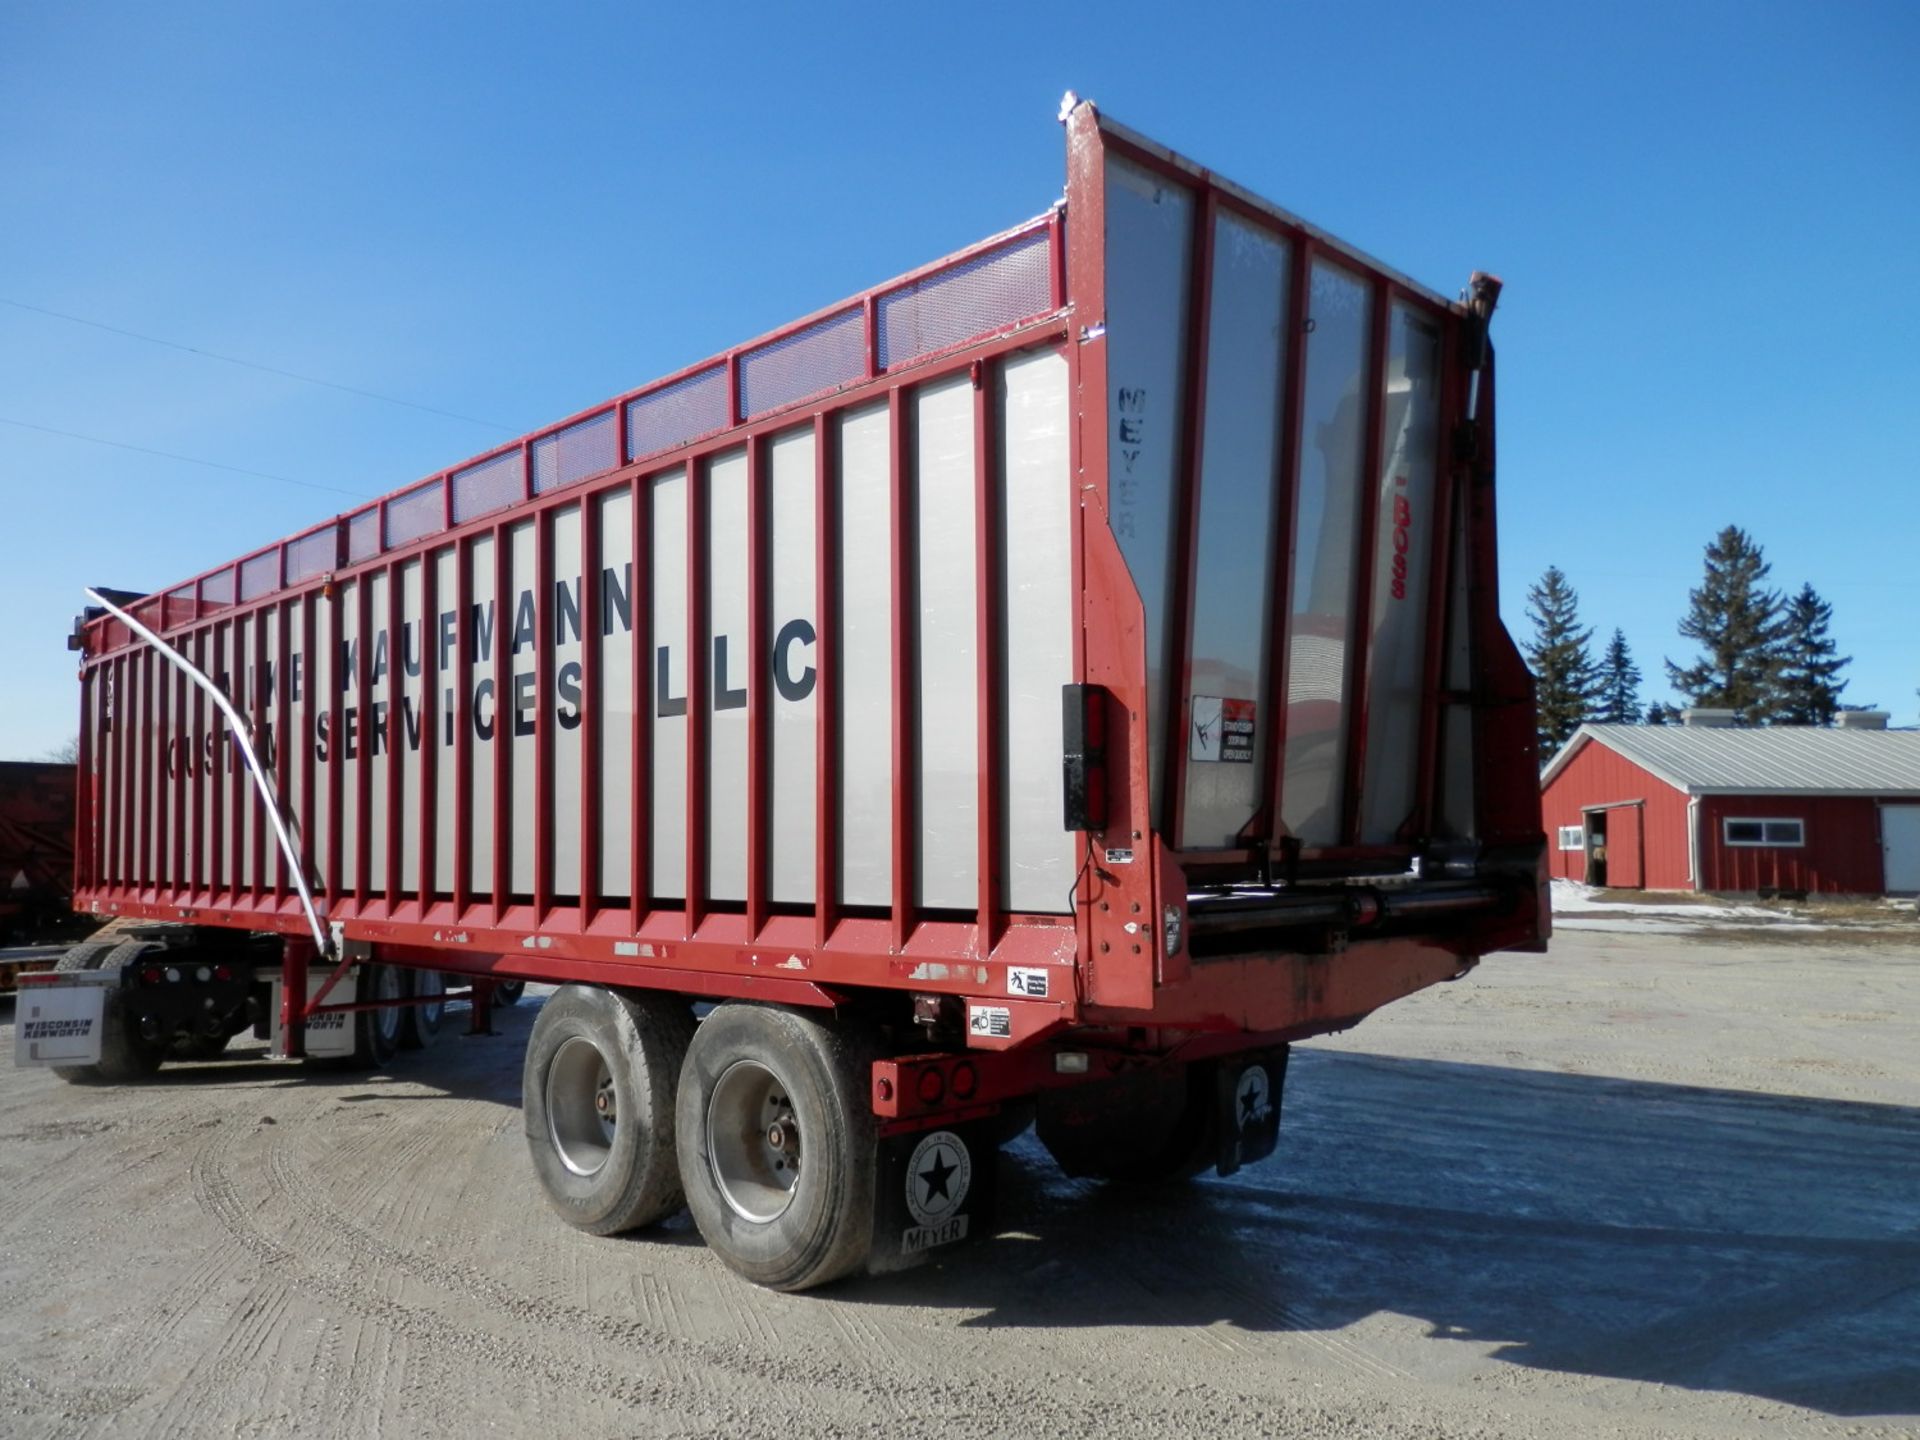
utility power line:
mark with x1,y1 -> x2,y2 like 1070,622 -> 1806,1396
0,296 -> 512,433
0,416 -> 374,500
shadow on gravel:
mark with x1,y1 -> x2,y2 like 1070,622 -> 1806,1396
845,1049 -> 1920,1420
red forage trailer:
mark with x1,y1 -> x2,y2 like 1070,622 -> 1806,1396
18,100 -> 1546,1290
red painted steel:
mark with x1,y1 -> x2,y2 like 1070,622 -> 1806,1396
69,104 -> 1542,1049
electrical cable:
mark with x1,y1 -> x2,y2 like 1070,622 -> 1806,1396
0,296 -> 512,432
0,416 -> 374,499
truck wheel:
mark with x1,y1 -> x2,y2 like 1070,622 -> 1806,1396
399,970 -> 444,1050
50,939 -> 167,1085
522,985 -> 695,1235
493,980 -> 526,1007
675,1004 -> 877,1292
1036,1062 -> 1217,1184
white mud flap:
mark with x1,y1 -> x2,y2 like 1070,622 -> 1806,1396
14,979 -> 110,1068
1214,1047 -> 1289,1177
267,973 -> 359,1059
868,1120 -> 997,1274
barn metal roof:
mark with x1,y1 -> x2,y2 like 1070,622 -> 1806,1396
1541,724 -> 1920,797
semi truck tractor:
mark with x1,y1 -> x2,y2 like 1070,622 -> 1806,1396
17,99 -> 1547,1290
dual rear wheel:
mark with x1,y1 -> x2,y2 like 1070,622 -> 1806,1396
522,990 -> 874,1290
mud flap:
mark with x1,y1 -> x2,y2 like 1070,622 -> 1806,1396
1214,1047 -> 1289,1177
867,1120 -> 998,1274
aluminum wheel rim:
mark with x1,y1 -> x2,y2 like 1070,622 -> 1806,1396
547,1035 -> 617,1178
417,972 -> 444,1028
706,1059 -> 801,1224
372,967 -> 403,1046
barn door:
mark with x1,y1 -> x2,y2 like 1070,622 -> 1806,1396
1610,805 -> 1644,889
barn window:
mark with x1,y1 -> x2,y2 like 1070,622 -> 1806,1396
1557,825 -> 1585,850
1723,818 -> 1804,847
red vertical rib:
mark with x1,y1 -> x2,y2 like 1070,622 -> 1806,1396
418,555 -> 439,907
534,508 -> 554,925
812,413 -> 837,950
685,457 -> 709,939
579,493 -> 602,931
887,387 -> 913,951
745,436 -> 769,942
631,477 -> 651,933
453,540 -> 474,919
492,522 -> 512,921
971,366 -> 1001,954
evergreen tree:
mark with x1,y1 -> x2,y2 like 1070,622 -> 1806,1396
1524,565 -> 1600,755
1645,701 -> 1678,725
1664,525 -> 1789,723
1595,629 -> 1643,724
1775,583 -> 1850,725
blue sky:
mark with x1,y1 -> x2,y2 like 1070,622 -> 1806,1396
2,1 -> 1915,760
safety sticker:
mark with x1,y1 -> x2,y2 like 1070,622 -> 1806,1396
1006,967 -> 1049,999
967,1005 -> 1012,1040
1190,696 -> 1256,763
1103,847 -> 1134,865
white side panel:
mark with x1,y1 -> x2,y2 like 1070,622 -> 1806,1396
431,548 -> 458,896
364,570 -> 390,892
506,520 -> 536,897
1104,153 -> 1194,823
651,469 -> 687,899
257,607 -> 281,890
465,534 -> 495,898
596,487 -> 635,902
997,347 -> 1076,914
706,448 -> 750,903
1181,213 -> 1290,850
837,403 -> 892,907
551,504 -> 584,898
913,374 -> 978,911
398,560 -> 425,892
768,426 -> 817,905
336,584 -> 359,894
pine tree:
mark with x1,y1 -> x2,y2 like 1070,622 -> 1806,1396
1664,526 -> 1789,724
1775,583 -> 1850,725
1595,629 -> 1642,724
1524,565 -> 1600,755
1645,701 -> 1678,725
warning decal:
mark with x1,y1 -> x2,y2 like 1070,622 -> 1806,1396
967,1005 -> 1012,1040
1007,967 -> 1049,998
1190,696 -> 1256,764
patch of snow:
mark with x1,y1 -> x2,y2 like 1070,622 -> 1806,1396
1549,879 -> 1783,923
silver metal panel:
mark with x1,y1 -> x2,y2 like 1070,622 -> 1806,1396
397,560 -> 424,893
336,584 -> 359,893
996,347 -> 1076,914
706,448 -> 750,903
912,374 -> 978,911
431,547 -> 458,895
364,570 -> 390,892
464,534 -> 494,898
1103,153 -> 1193,823
650,469 -> 687,899
836,403 -> 892,907
1181,213 -> 1290,850
550,504 -> 584,898
595,487 -> 634,901
506,520 -> 536,896
1360,306 -> 1442,843
768,426 -> 817,906
1280,261 -> 1373,846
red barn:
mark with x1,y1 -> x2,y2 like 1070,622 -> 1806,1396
1540,710 -> 1920,896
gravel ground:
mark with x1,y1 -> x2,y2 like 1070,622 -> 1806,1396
1,927 -> 1916,1439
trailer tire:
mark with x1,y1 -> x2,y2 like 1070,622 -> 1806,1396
1036,1062 -> 1217,1184
493,980 -> 526,1007
399,970 -> 444,1050
49,939 -> 167,1085
523,985 -> 695,1235
676,1004 -> 877,1292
